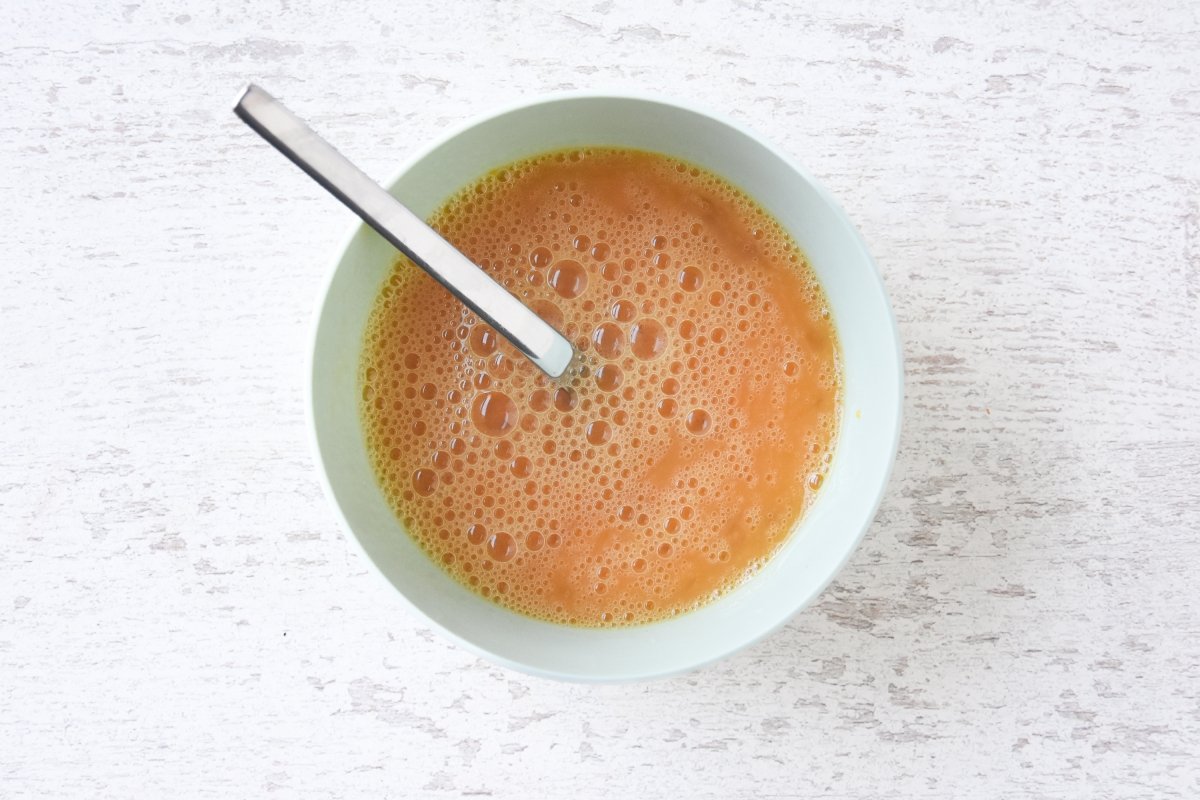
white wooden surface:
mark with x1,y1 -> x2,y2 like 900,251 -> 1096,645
2,0 -> 1198,796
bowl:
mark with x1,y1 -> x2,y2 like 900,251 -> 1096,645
309,92 -> 902,682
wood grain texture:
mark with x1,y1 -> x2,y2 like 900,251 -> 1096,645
2,0 -> 1198,796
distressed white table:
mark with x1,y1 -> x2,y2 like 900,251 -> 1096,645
2,1 -> 1198,797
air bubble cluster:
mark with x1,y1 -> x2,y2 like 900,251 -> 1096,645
360,148 -> 841,627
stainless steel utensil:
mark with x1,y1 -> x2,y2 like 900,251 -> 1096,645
233,84 -> 575,378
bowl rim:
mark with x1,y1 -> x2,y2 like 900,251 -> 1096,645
306,89 -> 904,682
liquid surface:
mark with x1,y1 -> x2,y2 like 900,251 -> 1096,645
360,148 -> 840,626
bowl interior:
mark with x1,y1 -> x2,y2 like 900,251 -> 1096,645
311,95 -> 901,681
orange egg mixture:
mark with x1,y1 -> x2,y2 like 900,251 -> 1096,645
360,148 -> 840,626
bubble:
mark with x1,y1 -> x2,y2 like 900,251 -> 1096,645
494,439 -> 515,459
661,377 -> 680,395
593,364 -> 622,392
526,531 -> 544,551
657,398 -> 678,418
591,322 -> 625,359
548,259 -> 588,299
486,531 -> 516,562
590,242 -> 610,260
467,523 -> 487,545
412,468 -> 438,496
469,325 -> 497,357
685,409 -> 712,435
709,291 -> 725,307
808,473 -> 824,490
471,391 -> 517,437
629,318 -> 668,360
611,299 -> 636,322
586,420 -> 612,445
553,387 -> 578,412
784,361 -> 800,377
679,320 -> 696,340
511,456 -> 532,477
